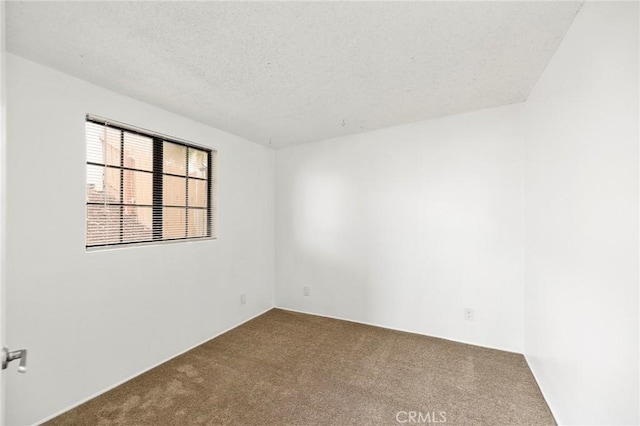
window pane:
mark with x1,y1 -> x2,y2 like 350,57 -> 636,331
163,175 -> 186,206
123,170 -> 153,205
104,127 -> 122,167
188,209 -> 207,238
86,122 -> 105,164
105,168 -> 120,203
86,164 -> 105,203
122,206 -> 153,243
188,148 -> 208,178
163,207 -> 186,239
163,142 -> 186,176
86,165 -> 120,203
87,205 -> 121,246
124,132 -> 153,172
86,123 -> 120,166
188,179 -> 207,207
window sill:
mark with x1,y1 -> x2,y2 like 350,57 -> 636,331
86,236 -> 217,252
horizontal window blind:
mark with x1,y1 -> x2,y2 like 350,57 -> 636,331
86,116 -> 216,248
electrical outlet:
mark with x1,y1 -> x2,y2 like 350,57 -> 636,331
303,286 -> 310,296
240,293 -> 247,305
464,308 -> 474,321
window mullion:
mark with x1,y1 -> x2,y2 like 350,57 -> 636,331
152,138 -> 163,240
119,130 -> 124,243
207,152 -> 212,238
185,148 -> 189,238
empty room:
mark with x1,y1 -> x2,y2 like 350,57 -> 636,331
0,1 -> 638,425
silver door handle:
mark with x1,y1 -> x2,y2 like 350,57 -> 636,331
2,347 -> 27,373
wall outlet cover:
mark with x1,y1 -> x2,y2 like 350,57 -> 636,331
464,308 -> 474,321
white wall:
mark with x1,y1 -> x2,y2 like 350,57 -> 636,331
5,54 -> 275,426
523,2 -> 639,425
0,2 -> 7,424
275,103 -> 525,353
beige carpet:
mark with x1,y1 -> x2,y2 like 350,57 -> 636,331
46,309 -> 555,425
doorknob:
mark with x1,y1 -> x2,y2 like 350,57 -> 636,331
2,347 -> 27,373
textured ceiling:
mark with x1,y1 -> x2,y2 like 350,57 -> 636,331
6,1 -> 581,148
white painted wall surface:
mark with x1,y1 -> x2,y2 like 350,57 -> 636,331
0,2 -> 7,424
275,104 -> 525,353
5,54 -> 275,426
523,2 -> 639,425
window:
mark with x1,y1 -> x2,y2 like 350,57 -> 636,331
86,116 -> 216,248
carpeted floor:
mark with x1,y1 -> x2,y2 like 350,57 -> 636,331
46,309 -> 555,425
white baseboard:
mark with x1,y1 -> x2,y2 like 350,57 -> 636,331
274,305 -> 522,355
524,355 -> 559,425
35,306 -> 274,426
